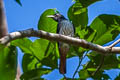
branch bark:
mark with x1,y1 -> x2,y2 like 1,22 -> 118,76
0,28 -> 120,54
0,0 -> 8,38
109,38 -> 120,48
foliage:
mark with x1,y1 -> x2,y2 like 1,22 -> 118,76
15,0 -> 22,6
0,44 -> 17,80
1,0 -> 120,79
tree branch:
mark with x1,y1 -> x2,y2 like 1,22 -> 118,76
0,28 -> 120,54
0,0 -> 8,38
109,38 -> 120,48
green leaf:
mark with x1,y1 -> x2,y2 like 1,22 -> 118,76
79,69 -> 89,79
68,46 -> 86,57
115,73 -> 120,80
103,55 -> 120,69
87,68 -> 96,71
38,9 -> 57,33
20,68 -> 51,80
15,0 -> 22,6
11,38 -> 33,54
79,68 -> 110,79
30,39 -> 58,69
81,27 -> 96,42
68,1 -> 88,29
30,39 -> 50,60
78,0 -> 102,7
68,2 -> 88,56
87,52 -> 120,70
40,51 -> 58,69
22,54 -> 41,72
75,27 -> 96,42
0,45 -> 17,80
0,44 -> 4,50
90,14 -> 120,45
92,72 -> 110,79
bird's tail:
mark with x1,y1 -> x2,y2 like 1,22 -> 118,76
59,47 -> 69,74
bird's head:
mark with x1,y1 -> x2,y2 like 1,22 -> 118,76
47,13 -> 66,22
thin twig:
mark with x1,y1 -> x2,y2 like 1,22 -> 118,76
109,38 -> 120,48
92,55 -> 105,76
72,52 -> 87,80
63,74 -> 67,80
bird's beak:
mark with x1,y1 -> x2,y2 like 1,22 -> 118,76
46,15 -> 55,18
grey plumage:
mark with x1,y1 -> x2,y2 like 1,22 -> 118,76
47,13 -> 75,74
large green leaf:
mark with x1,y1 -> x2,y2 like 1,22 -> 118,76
90,14 -> 120,45
11,38 -> 33,54
0,44 -> 17,80
38,9 -> 57,33
40,51 -> 58,69
30,39 -> 50,60
22,54 -> 41,72
30,39 -> 58,69
68,1 -> 88,29
20,68 -> 51,80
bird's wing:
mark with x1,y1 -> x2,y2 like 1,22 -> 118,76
57,24 -> 59,34
73,23 -> 75,35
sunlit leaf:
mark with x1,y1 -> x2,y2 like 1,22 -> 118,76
90,14 -> 120,45
22,54 -> 41,72
68,1 -> 88,29
38,9 -> 57,33
87,68 -> 96,71
30,39 -> 49,60
11,38 -> 33,54
0,45 -> 17,80
30,39 -> 58,69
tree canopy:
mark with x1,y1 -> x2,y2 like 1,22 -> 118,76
0,0 -> 120,80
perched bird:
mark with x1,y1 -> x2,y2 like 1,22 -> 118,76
47,13 -> 75,74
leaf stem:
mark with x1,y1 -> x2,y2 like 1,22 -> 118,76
92,55 -> 104,76
72,52 -> 87,80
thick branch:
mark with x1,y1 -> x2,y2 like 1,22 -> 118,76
0,0 -> 8,38
0,28 -> 120,54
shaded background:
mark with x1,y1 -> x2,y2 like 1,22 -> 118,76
4,0 -> 120,80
